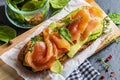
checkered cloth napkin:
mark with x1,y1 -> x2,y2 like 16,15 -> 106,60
66,60 -> 100,80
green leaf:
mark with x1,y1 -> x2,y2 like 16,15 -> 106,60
49,0 -> 69,9
0,32 -> 10,42
0,25 -> 16,45
21,0 -> 46,11
108,12 -> 120,25
12,0 -> 24,4
100,56 -> 110,69
42,1 -> 50,17
87,20 -> 103,42
58,27 -> 73,44
7,5 -> 25,23
50,60 -> 63,74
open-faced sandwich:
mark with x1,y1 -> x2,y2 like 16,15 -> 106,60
18,0 -> 108,73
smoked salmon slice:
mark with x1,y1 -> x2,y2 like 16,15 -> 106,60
68,9 -> 90,41
22,3 -> 104,72
81,19 -> 100,40
68,22 -> 81,41
50,32 -> 70,51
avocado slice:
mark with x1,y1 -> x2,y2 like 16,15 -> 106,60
67,21 -> 103,58
86,21 -> 103,42
48,22 -> 57,30
67,39 -> 87,58
50,60 -> 63,74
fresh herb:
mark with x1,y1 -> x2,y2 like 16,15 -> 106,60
100,56 -> 111,69
49,0 -> 69,9
98,55 -> 118,80
108,12 -> 120,25
114,38 -> 120,44
29,36 -> 43,52
103,16 -> 111,34
58,27 -> 73,44
0,25 -> 16,45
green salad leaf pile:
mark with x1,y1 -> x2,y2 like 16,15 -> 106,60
7,0 -> 70,27
0,25 -> 16,46
8,0 -> 46,11
7,0 -> 48,26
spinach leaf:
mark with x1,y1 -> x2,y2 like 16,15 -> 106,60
58,27 -> 73,44
31,36 -> 43,42
21,0 -> 46,11
42,1 -> 50,17
49,0 -> 69,9
108,12 -> 120,25
0,25 -> 16,45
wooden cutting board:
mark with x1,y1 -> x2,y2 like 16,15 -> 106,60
0,1 -> 120,80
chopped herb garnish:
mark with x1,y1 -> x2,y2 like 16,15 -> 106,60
100,56 -> 111,69
105,37 -> 111,45
31,36 -> 43,42
29,36 -> 43,52
114,38 -> 120,44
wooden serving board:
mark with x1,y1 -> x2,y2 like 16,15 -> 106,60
0,1 -> 120,80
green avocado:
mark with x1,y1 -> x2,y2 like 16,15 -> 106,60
86,21 -> 103,42
67,21 -> 103,58
50,60 -> 63,74
67,39 -> 87,58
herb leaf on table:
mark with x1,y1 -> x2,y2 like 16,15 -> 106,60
108,12 -> 120,25
0,25 -> 16,45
